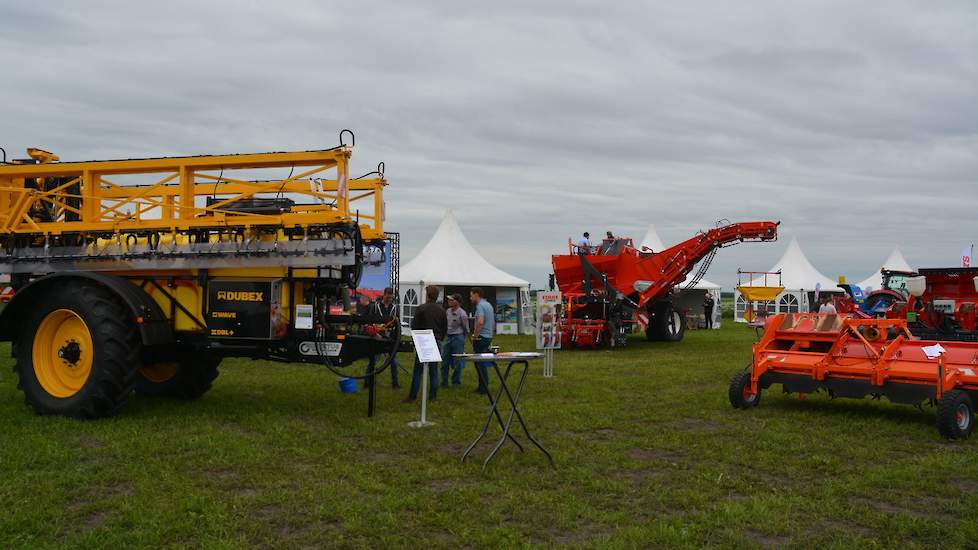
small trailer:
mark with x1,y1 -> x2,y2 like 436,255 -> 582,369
730,313 -> 978,439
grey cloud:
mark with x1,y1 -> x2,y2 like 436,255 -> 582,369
1,0 -> 976,288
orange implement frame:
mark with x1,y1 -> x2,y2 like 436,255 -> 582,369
738,313 -> 978,437
0,145 -> 387,241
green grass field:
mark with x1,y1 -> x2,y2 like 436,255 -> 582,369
1,323 -> 977,549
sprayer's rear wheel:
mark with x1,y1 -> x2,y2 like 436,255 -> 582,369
135,354 -> 221,399
15,282 -> 141,418
729,371 -> 761,409
937,390 -> 974,440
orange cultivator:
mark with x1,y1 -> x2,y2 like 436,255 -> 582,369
729,314 -> 978,439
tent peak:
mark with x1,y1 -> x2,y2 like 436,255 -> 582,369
400,209 -> 529,288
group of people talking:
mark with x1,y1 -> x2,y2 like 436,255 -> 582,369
368,286 -> 497,403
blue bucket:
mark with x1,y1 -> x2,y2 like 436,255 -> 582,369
338,378 -> 358,394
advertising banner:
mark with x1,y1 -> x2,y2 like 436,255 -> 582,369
496,288 -> 518,334
535,291 -> 562,349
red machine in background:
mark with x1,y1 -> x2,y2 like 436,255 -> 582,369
550,220 -> 779,348
835,267 -> 978,342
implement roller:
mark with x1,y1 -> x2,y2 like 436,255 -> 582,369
730,313 -> 978,439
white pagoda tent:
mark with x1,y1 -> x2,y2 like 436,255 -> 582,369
400,210 -> 531,334
735,238 -> 839,322
857,247 -> 913,291
639,225 -> 723,329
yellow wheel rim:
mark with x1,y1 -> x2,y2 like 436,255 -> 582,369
140,362 -> 179,383
32,309 -> 94,398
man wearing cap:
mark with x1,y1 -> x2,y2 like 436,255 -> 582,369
441,294 -> 469,388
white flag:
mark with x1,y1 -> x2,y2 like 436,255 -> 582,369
964,245 -> 972,268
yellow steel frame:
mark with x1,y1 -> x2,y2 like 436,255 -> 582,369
0,147 -> 387,240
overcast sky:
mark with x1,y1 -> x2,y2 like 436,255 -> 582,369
2,1 -> 976,289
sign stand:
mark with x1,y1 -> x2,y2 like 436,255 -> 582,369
536,290 -> 561,378
408,329 -> 442,429
408,363 -> 434,428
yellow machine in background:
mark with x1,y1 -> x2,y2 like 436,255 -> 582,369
736,270 -> 785,324
0,131 -> 400,418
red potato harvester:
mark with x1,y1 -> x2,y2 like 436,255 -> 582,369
730,313 -> 978,439
551,221 -> 779,348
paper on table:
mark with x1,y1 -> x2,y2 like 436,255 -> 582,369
922,343 -> 946,359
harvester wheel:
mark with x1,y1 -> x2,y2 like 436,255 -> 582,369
936,390 -> 974,440
729,371 -> 761,409
135,354 -> 221,400
651,302 -> 685,342
15,281 -> 141,418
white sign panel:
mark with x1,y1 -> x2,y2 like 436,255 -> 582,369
536,291 -> 562,349
411,329 -> 443,363
295,304 -> 314,329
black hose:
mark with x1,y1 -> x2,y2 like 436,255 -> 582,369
340,223 -> 364,289
210,167 -> 224,200
315,314 -> 402,380
274,164 -> 295,202
353,162 -> 385,180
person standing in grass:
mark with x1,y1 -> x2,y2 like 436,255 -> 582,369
441,294 -> 469,388
404,285 -> 446,404
470,287 -> 495,395
371,287 -> 401,389
703,292 -> 715,329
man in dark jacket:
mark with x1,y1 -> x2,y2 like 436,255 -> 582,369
405,285 -> 447,403
370,287 -> 401,388
703,292 -> 716,329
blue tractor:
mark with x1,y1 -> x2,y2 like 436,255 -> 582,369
836,269 -> 915,317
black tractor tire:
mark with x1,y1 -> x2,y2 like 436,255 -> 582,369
15,281 -> 142,418
651,302 -> 686,342
135,354 -> 221,400
936,390 -> 974,440
729,371 -> 761,409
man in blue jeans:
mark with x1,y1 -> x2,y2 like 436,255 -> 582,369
441,294 -> 469,388
404,285 -> 446,403
469,287 -> 495,395
369,287 -> 401,388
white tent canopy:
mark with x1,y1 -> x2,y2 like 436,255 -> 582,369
749,238 -> 837,291
857,247 -> 913,291
736,238 -> 838,322
400,210 -> 530,334
401,210 -> 529,287
639,224 -> 666,252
